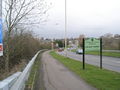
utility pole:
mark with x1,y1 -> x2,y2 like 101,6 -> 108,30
65,0 -> 67,57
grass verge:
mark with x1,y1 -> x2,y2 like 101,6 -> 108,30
71,49 -> 120,58
85,51 -> 120,58
25,52 -> 43,90
50,51 -> 120,90
71,49 -> 77,52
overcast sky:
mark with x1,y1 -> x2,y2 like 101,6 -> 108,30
34,0 -> 120,39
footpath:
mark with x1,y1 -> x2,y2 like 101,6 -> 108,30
41,51 -> 96,90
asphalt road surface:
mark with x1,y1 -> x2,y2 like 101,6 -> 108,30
41,51 -> 96,90
58,51 -> 120,72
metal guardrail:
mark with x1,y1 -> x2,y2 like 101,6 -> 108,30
10,51 -> 41,90
0,72 -> 21,90
0,50 -> 41,90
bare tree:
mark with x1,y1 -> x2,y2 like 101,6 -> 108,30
78,34 -> 85,47
101,33 -> 120,50
3,0 -> 50,72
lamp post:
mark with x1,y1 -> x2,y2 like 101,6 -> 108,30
65,0 -> 67,57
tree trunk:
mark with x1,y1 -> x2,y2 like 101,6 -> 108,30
5,33 -> 10,72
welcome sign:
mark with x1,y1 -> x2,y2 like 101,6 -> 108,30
85,38 -> 100,51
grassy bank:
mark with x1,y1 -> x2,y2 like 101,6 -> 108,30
50,51 -> 120,90
71,49 -> 120,58
25,51 -> 44,90
71,49 -> 77,52
85,51 -> 120,58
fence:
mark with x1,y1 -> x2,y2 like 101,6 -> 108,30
0,50 -> 41,90
0,72 -> 21,90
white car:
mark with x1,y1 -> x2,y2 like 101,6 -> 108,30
76,49 -> 83,54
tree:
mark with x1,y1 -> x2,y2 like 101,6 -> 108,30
101,33 -> 120,50
114,34 -> 120,39
78,34 -> 85,47
55,40 -> 64,47
3,0 -> 49,72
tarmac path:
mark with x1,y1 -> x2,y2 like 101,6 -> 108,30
41,51 -> 96,90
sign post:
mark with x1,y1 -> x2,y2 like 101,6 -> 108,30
82,38 -> 85,70
0,0 -> 3,56
100,38 -> 102,69
82,38 -> 102,70
85,38 -> 100,51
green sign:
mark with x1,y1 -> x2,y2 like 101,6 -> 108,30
85,38 -> 100,51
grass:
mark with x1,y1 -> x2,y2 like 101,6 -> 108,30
71,49 -> 120,58
71,49 -> 77,52
86,51 -> 120,58
50,51 -> 120,90
25,53 -> 42,89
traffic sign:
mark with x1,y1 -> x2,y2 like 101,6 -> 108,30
82,38 -> 102,70
85,38 -> 100,51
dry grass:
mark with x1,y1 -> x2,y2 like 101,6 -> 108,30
0,60 -> 27,80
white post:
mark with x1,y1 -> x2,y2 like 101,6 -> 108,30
65,0 -> 67,57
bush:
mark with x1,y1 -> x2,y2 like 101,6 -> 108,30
0,29 -> 50,79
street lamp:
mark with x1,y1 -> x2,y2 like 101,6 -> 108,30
65,0 -> 67,57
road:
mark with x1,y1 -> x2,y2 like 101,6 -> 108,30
41,51 -> 96,90
58,51 -> 120,72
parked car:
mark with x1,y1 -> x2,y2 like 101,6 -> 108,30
76,49 -> 83,54
58,48 -> 64,52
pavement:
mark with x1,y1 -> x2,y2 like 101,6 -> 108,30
58,51 -> 120,72
41,51 -> 96,90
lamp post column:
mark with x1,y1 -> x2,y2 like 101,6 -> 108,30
65,0 -> 67,57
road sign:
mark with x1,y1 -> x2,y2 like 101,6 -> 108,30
82,38 -> 102,70
85,38 -> 100,51
0,19 -> 3,56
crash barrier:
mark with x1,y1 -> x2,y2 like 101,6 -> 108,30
0,72 -> 21,90
0,50 -> 42,90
